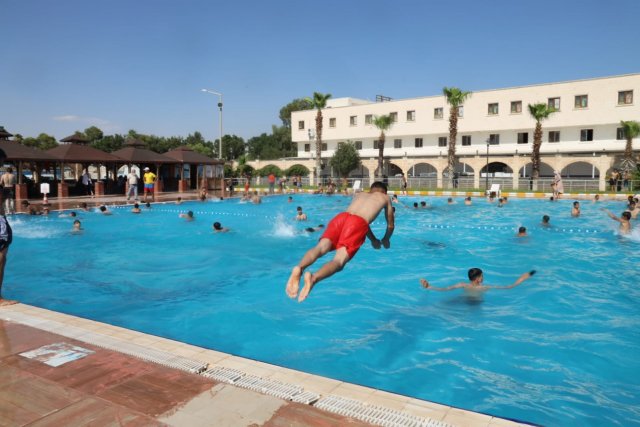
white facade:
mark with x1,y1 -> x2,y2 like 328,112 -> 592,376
292,74 -> 640,160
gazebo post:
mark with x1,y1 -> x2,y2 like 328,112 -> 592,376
58,161 -> 69,199
154,164 -> 163,196
95,163 -> 105,197
16,160 -> 28,201
178,163 -> 188,193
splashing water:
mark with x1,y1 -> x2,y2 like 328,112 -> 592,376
270,214 -> 297,238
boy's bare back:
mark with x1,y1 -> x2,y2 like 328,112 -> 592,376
346,190 -> 392,224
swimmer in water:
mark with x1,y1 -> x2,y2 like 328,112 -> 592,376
420,268 -> 535,292
72,219 -> 83,233
571,201 -> 580,217
602,209 -> 631,235
517,226 -> 528,237
179,211 -> 194,221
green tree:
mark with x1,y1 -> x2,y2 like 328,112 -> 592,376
528,103 -> 556,180
372,115 -> 394,178
218,134 -> 246,160
272,125 -> 297,157
330,141 -> 361,179
236,163 -> 255,178
306,92 -> 332,183
91,134 -> 125,153
619,120 -> 640,173
443,87 -> 472,187
247,133 -> 279,160
84,126 -> 104,142
23,133 -> 58,151
279,98 -> 313,128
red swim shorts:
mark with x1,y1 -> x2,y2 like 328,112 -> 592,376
320,212 -> 369,259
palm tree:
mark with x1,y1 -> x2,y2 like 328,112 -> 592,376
306,92 -> 332,184
619,120 -> 640,173
372,115 -> 394,178
443,87 -> 471,188
528,103 -> 556,181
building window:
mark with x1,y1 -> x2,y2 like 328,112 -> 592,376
406,110 -> 415,121
548,131 -> 560,143
574,95 -> 588,109
390,112 -> 398,122
488,103 -> 499,115
321,143 -> 328,151
434,107 -> 443,119
517,132 -> 529,144
329,118 -> 336,128
458,105 -> 464,118
354,141 -> 362,150
304,144 -> 310,152
373,140 -> 380,150
618,90 -> 633,105
438,137 -> 447,147
365,114 -> 373,124
548,97 -> 560,111
462,135 -> 471,146
415,138 -> 423,148
616,128 -> 626,140
488,134 -> 500,145
394,139 -> 402,149
349,116 -> 357,126
511,101 -> 522,114
580,129 -> 593,142
298,120 -> 305,130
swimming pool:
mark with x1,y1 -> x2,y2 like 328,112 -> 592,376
6,195 -> 640,426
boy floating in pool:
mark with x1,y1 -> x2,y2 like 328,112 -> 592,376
286,181 -> 394,302
420,268 -> 535,293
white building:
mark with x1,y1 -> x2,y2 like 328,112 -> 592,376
264,74 -> 639,190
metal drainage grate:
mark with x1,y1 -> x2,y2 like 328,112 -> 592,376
290,390 -> 320,405
201,366 -> 245,384
315,395 -> 452,427
234,374 -> 304,400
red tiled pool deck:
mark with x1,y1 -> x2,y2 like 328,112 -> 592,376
0,304 -> 532,427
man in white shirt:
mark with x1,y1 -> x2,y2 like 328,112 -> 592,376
126,168 -> 139,201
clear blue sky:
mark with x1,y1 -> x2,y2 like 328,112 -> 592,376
1,0 -> 639,142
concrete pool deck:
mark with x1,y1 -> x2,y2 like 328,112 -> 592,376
0,303 -> 533,427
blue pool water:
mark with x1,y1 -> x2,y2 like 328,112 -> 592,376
5,195 -> 640,426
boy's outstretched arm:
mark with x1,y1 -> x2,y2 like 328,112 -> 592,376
420,278 -> 465,291
367,227 -> 381,249
486,270 -> 536,289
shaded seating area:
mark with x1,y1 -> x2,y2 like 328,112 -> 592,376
163,146 -> 224,193
46,134 -> 122,198
111,139 -> 174,195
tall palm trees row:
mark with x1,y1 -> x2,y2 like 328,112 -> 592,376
307,90 -> 639,185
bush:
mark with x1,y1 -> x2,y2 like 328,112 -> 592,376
257,164 -> 282,177
285,164 -> 310,177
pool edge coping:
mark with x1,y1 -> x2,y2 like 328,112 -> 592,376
0,303 -> 534,427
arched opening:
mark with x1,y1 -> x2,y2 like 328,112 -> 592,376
480,162 -> 514,190
408,162 -> 438,188
558,161 -> 601,192
454,162 -> 474,189
518,162 -> 554,178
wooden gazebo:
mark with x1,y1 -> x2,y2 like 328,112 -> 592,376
111,139 -> 174,194
162,145 -> 224,193
47,134 -> 121,197
0,136 -> 61,200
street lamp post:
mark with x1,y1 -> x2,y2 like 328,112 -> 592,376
485,138 -> 490,192
308,129 -> 317,185
201,89 -> 224,188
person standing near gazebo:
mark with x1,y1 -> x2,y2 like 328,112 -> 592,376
127,168 -> 139,201
143,167 -> 156,202
1,167 -> 16,214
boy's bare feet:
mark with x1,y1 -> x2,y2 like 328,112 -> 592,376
0,298 -> 18,307
286,266 -> 302,298
420,278 -> 430,288
298,272 -> 314,302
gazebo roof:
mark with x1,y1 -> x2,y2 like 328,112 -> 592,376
111,146 -> 174,164
46,144 -> 121,163
0,140 -> 60,161
124,138 -> 147,148
163,146 -> 222,165
60,133 -> 89,144
0,126 -> 13,139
